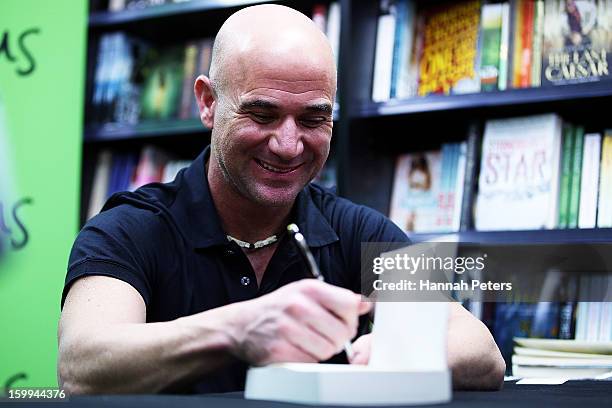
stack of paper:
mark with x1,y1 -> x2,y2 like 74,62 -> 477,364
512,338 -> 612,379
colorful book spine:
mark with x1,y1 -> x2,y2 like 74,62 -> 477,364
448,144 -> 459,230
558,301 -> 576,340
311,3 -> 328,32
479,3 -> 503,92
498,2 -> 511,91
519,0 -> 534,88
179,41 -> 199,120
390,0 -> 409,99
597,133 -> 612,228
395,0 -> 417,99
530,0 -> 543,87
438,144 -> 452,231
558,124 -> 575,229
511,0 -> 524,87
578,133 -> 602,229
568,126 -> 584,228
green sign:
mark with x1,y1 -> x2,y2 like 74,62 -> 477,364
0,0 -> 87,388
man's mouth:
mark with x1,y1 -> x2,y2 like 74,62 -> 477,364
255,159 -> 302,174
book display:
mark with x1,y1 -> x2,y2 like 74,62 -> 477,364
82,0 -> 612,379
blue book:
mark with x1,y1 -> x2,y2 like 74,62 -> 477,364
390,0 -> 409,98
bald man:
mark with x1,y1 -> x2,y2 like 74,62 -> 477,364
58,5 -> 504,395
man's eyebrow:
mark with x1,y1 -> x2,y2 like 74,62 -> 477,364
305,103 -> 333,115
239,100 -> 279,110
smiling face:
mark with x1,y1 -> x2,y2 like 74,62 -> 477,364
201,5 -> 337,208
212,62 -> 334,207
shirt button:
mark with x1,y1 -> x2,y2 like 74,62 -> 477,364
240,276 -> 250,286
223,248 -> 235,257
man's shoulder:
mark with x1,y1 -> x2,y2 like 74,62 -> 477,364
308,183 -> 380,220
88,178 -> 183,238
306,183 -> 408,243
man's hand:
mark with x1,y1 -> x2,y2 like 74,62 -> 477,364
348,333 -> 372,365
346,304 -> 505,390
228,279 -> 371,365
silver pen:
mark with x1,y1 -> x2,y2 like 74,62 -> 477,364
287,223 -> 355,360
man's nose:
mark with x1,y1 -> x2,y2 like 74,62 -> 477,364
268,117 -> 304,161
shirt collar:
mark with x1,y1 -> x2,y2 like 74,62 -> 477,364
174,146 -> 339,250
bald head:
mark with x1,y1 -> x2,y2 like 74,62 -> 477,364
209,4 -> 336,97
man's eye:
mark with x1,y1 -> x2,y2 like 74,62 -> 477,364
250,113 -> 275,124
301,117 -> 327,128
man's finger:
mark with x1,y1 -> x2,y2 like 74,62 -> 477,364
358,300 -> 373,315
300,280 -> 363,324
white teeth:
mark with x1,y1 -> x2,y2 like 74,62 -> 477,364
258,160 -> 295,174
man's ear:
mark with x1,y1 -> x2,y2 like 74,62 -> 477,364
194,75 -> 216,129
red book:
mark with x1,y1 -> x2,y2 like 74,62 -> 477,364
519,0 -> 534,87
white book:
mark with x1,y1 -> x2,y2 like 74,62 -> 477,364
513,354 -> 612,368
575,275 -> 591,341
514,337 -> 612,354
587,301 -> 601,342
513,364 -> 612,379
475,114 -> 563,231
325,2 -> 341,69
372,1 -> 397,102
599,302 -> 612,342
87,150 -> 113,220
579,133 -> 602,228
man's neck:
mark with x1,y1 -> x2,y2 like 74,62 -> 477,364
207,160 -> 293,243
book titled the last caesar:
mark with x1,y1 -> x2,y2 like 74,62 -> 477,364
541,0 -> 612,86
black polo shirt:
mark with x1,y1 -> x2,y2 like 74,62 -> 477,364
63,146 -> 409,394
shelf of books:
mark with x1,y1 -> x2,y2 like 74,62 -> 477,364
362,0 -> 612,114
387,114 -> 612,248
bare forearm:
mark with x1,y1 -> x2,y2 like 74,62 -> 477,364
58,308 -> 236,394
447,307 -> 505,390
